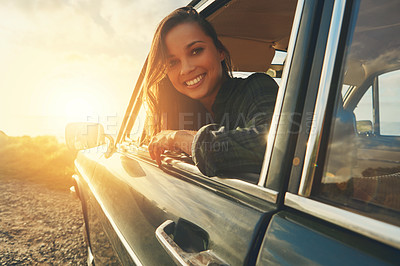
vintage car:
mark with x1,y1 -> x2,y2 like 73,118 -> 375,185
66,0 -> 400,265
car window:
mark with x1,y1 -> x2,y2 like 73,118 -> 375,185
126,68 -> 280,183
225,51 -> 287,85
128,104 -> 146,143
379,70 -> 400,136
120,0 -> 298,190
271,50 -> 287,65
312,0 -> 400,226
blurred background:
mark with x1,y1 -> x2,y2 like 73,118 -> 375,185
0,0 -> 187,188
1,0 -> 188,138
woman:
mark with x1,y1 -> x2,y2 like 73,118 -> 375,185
143,7 -> 278,177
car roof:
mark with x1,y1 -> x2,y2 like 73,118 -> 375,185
191,0 -> 297,72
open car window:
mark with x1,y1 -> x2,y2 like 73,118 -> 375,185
120,0 -> 297,188
127,104 -> 146,143
124,49 -> 288,184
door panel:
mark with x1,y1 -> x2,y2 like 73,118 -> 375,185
74,148 -> 124,264
86,191 -> 124,265
256,211 -> 400,265
87,151 -> 277,265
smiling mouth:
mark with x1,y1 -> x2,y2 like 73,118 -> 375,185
185,74 -> 205,86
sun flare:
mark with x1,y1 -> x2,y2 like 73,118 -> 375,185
64,97 -> 96,120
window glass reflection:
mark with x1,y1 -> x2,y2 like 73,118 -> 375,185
313,0 -> 400,226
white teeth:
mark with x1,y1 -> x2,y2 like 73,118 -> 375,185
185,75 -> 204,86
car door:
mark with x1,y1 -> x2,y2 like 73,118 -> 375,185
257,0 -> 400,264
80,0 -> 333,264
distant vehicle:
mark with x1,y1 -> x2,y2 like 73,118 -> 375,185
66,0 -> 400,265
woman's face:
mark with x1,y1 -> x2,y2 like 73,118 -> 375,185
164,22 -> 225,107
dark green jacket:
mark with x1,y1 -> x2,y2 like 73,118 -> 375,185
192,73 -> 278,176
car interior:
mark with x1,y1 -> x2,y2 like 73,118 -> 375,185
206,0 -> 296,72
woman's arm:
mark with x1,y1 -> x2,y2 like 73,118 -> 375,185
192,73 -> 279,176
148,130 -> 197,166
192,123 -> 270,176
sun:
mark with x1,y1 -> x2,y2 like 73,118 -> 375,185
38,70 -> 104,123
64,97 -> 96,120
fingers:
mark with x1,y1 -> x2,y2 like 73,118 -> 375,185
148,131 -> 177,167
149,142 -> 155,160
155,146 -> 164,167
148,139 -> 165,167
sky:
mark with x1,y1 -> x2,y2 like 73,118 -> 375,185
0,0 -> 188,139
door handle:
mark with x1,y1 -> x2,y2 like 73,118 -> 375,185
155,220 -> 229,266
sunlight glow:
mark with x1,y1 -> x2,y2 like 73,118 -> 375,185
36,71 -> 104,123
65,97 -> 95,120
0,0 -> 189,137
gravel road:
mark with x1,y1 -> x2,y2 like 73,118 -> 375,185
0,177 -> 87,265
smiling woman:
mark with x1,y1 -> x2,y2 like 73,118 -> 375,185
141,7 -> 278,176
164,22 -> 226,111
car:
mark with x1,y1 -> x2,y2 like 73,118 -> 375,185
65,0 -> 400,265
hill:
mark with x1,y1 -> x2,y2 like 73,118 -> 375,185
0,134 -> 75,191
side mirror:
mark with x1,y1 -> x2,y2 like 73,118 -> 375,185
356,120 -> 373,135
266,64 -> 283,78
65,123 -> 106,152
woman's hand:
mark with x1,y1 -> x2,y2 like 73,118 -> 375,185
148,130 -> 197,166
148,130 -> 176,166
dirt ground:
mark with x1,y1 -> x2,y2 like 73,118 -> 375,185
0,176 -> 87,265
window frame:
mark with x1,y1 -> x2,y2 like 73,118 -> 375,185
285,0 -> 400,250
264,0 -> 336,202
114,0 -> 306,204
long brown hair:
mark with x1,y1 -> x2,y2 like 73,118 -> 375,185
142,7 -> 233,142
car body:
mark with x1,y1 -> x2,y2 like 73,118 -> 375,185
66,0 -> 400,265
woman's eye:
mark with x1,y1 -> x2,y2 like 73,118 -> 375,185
192,47 -> 204,55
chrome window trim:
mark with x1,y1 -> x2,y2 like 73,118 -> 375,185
74,171 -> 143,266
163,156 -> 279,203
214,179 -> 278,203
298,0 -> 347,196
258,0 -> 305,191
119,142 -> 279,203
285,193 -> 400,250
194,0 -> 216,12
116,59 -> 147,145
163,156 -> 203,175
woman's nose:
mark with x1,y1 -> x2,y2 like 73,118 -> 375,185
180,58 -> 195,75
